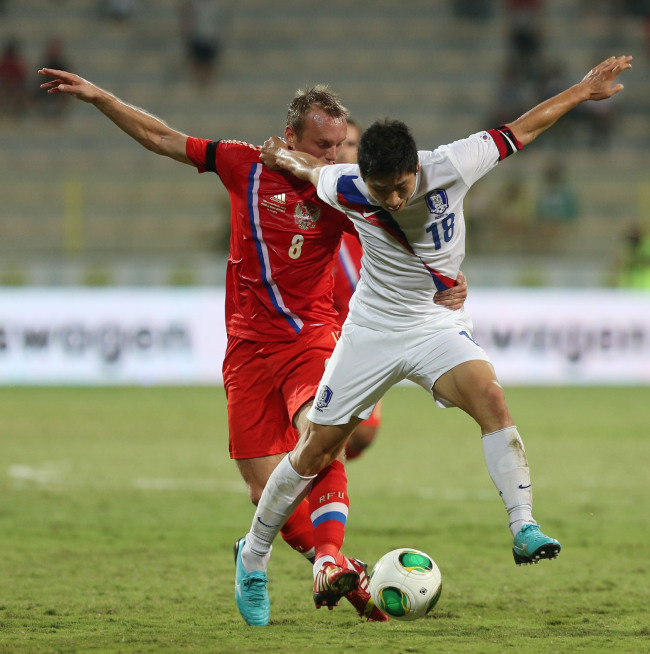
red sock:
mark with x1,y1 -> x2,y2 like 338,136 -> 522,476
308,460 -> 348,567
280,498 -> 315,561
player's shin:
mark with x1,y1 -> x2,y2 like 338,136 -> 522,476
481,426 -> 535,537
242,454 -> 315,572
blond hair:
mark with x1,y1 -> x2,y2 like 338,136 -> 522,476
286,84 -> 349,138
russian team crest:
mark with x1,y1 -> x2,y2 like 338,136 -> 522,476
425,189 -> 449,215
315,385 -> 333,411
294,202 -> 321,230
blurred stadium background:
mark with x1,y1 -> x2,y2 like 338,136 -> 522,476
2,8 -> 648,649
1,0 -> 649,385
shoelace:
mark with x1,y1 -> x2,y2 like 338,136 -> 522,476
521,525 -> 539,534
242,575 -> 267,605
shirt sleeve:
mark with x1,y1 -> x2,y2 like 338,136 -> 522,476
185,136 -> 219,174
443,127 -> 520,188
316,164 -> 343,210
317,163 -> 367,216
487,124 -> 523,161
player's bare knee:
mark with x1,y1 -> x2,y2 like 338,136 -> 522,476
247,484 -> 264,506
481,380 -> 512,428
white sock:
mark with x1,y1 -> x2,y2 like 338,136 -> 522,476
241,454 -> 316,572
482,426 -> 536,537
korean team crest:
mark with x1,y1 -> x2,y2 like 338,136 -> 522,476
294,202 -> 321,230
426,189 -> 449,215
315,385 -> 333,411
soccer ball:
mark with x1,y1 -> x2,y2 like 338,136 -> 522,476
368,548 -> 442,621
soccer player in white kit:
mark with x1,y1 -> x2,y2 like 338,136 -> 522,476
240,55 -> 632,615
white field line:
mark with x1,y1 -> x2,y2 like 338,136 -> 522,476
6,465 -> 496,500
7,461 -> 70,485
5,463 -> 245,492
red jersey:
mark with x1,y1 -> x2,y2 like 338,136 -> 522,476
186,137 -> 355,341
332,231 -> 363,325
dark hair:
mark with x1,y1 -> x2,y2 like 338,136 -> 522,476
286,85 -> 348,139
358,119 -> 418,180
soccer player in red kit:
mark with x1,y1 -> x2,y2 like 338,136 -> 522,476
39,69 -> 467,626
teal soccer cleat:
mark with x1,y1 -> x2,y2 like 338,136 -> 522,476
512,524 -> 561,566
234,537 -> 270,626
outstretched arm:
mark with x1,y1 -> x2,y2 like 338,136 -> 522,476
260,136 -> 325,186
38,68 -> 191,165
506,55 -> 632,147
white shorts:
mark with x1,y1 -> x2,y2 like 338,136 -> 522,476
307,310 -> 492,426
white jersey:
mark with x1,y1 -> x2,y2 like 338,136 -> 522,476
317,129 -> 518,328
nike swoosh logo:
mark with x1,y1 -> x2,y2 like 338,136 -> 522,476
361,210 -> 379,218
518,484 -> 532,489
257,516 -> 281,528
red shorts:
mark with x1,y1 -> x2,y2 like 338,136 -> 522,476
224,324 -> 340,460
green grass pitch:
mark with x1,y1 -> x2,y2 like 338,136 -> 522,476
1,386 -> 648,653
